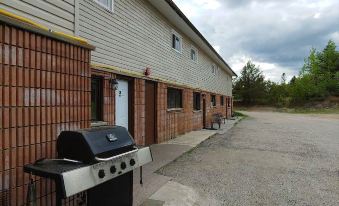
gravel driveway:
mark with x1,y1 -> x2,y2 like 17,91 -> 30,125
157,112 -> 339,206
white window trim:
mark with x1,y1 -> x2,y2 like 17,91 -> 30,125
94,0 -> 114,12
190,45 -> 198,62
171,30 -> 182,53
212,63 -> 217,75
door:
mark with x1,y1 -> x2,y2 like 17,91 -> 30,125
115,79 -> 129,129
203,97 -> 207,128
145,81 -> 156,145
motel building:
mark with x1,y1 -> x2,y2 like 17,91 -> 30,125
0,0 -> 236,205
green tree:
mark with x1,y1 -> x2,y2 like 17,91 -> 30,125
233,61 -> 267,105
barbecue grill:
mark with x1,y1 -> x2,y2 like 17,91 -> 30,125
24,126 -> 153,206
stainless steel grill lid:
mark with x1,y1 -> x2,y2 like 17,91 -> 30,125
57,126 -> 136,163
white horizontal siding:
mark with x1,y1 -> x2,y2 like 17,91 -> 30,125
79,0 -> 232,95
0,0 -> 75,34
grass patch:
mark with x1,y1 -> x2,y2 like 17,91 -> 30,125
277,107 -> 339,114
234,111 -> 248,117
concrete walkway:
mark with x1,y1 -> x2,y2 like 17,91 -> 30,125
133,117 -> 240,206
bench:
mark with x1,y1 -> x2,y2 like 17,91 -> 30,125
211,113 -> 226,129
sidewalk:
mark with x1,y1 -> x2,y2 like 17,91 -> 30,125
133,117 -> 241,206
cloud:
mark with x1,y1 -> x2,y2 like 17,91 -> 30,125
213,45 -> 221,53
173,0 -> 339,82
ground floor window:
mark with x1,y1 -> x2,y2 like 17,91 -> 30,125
211,95 -> 216,107
91,76 -> 103,121
193,92 -> 201,110
167,88 -> 183,109
221,96 -> 224,106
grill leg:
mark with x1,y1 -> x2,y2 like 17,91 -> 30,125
55,181 -> 63,206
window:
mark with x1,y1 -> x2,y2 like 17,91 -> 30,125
211,95 -> 216,107
221,96 -> 224,106
193,92 -> 201,111
167,88 -> 183,109
228,97 -> 231,107
94,0 -> 114,11
172,33 -> 182,52
190,48 -> 198,62
91,76 -> 103,121
212,64 -> 217,74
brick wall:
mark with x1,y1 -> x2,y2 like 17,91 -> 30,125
155,82 -> 233,142
157,83 -> 204,143
91,69 -> 115,125
133,79 -> 146,145
0,23 -> 92,206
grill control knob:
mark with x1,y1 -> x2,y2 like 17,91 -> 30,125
121,162 -> 127,170
130,159 -> 136,166
98,170 -> 105,179
110,166 -> 116,174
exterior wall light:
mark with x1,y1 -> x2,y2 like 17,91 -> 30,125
110,79 -> 119,90
144,67 -> 151,76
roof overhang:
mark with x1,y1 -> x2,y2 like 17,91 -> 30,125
147,0 -> 237,77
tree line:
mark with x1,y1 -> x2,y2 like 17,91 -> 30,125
233,40 -> 339,107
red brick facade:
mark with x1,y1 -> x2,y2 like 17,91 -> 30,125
0,22 -> 233,205
156,83 -> 232,143
0,23 -> 92,205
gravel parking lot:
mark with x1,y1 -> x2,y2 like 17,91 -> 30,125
157,112 -> 339,206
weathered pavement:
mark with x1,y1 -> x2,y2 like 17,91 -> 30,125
156,111 -> 339,206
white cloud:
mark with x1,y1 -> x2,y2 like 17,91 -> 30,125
228,54 -> 299,82
196,0 -> 221,10
213,45 -> 221,53
172,0 -> 339,82
172,0 -> 221,18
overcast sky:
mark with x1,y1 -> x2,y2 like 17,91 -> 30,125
172,0 -> 339,82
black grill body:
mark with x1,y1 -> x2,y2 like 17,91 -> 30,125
57,126 -> 135,164
24,126 -> 153,206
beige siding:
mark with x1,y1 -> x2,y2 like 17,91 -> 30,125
0,0 -> 75,34
79,0 -> 232,96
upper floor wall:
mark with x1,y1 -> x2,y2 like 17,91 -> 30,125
0,0 -> 233,96
0,0 -> 76,34
78,0 -> 232,96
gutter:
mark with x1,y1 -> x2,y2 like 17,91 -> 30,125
0,9 -> 95,50
164,0 -> 237,77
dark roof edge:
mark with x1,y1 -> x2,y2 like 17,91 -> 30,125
164,0 -> 237,77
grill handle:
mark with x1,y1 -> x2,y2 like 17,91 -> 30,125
94,147 -> 139,162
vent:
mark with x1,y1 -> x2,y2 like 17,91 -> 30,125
0,189 -> 10,206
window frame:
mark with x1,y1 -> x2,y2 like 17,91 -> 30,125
171,31 -> 182,53
193,92 -> 201,111
94,0 -> 114,12
211,64 -> 217,75
190,46 -> 198,62
91,76 -> 104,122
167,87 -> 183,109
220,96 -> 224,106
211,95 -> 216,107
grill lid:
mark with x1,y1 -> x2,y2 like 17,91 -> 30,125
57,126 -> 135,163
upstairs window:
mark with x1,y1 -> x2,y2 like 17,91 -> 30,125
190,48 -> 198,62
221,96 -> 224,106
172,33 -> 182,53
91,76 -> 103,121
193,92 -> 201,111
212,64 -> 217,74
94,0 -> 114,11
211,95 -> 216,107
167,88 -> 183,109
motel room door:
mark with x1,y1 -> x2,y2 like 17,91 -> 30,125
203,96 -> 207,128
145,81 -> 156,145
115,79 -> 129,129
